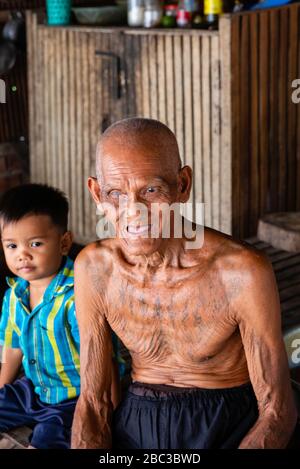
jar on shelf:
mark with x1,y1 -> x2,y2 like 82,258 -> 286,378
143,0 -> 163,28
161,4 -> 177,27
127,0 -> 145,27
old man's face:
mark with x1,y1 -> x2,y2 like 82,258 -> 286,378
89,135 -> 192,256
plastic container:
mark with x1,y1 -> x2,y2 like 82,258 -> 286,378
127,0 -> 145,27
46,0 -> 72,26
143,0 -> 163,28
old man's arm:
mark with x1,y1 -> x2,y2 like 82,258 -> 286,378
71,247 -> 113,449
234,251 -> 297,448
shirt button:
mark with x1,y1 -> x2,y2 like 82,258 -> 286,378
42,387 -> 47,393
29,359 -> 36,364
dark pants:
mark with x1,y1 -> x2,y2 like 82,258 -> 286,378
113,381 -> 259,449
0,377 -> 77,449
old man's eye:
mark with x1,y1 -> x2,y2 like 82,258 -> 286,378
146,187 -> 157,193
109,190 -> 122,199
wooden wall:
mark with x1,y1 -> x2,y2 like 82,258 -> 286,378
27,13 -> 232,244
27,5 -> 300,242
231,3 -> 300,238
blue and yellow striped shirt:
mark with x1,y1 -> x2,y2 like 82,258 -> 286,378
0,256 -> 80,404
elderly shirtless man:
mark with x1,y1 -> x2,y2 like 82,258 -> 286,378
71,118 -> 296,449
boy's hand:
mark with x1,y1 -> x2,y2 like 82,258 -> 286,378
0,346 -> 23,388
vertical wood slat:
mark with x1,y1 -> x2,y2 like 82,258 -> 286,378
219,16 -> 232,235
297,7 -> 300,209
278,8 -> 288,212
258,11 -> 269,217
157,36 -> 166,124
211,35 -> 220,230
192,35 -> 203,213
183,35 -> 194,207
287,7 -> 298,209
174,36 -> 184,167
269,9 -> 279,214
201,36 -> 212,228
68,29 -> 76,233
165,35 -> 175,134
240,14 -> 250,236
26,11 -> 36,181
249,13 -> 259,233
141,35 -> 150,117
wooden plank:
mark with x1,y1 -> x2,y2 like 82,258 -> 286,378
249,12 -> 259,235
258,11 -> 269,217
149,35 -> 158,120
75,31 -> 84,238
219,16 -> 232,235
279,284 -> 300,302
287,6 -> 298,209
68,30 -> 77,233
278,8 -> 289,210
240,13 -> 250,237
192,35 -> 203,217
269,9 -> 280,213
82,32 -> 90,240
43,27 -> 52,185
49,28 -> 57,187
132,34 -> 143,117
62,29 -> 70,196
297,5 -> 300,210
182,35 -> 194,205
165,35 -> 175,133
211,35 -> 220,230
157,35 -> 167,124
55,29 -> 63,190
279,276 -> 300,291
281,297 -> 300,313
272,254 -> 300,272
230,15 -> 241,237
26,12 -> 36,182
140,35 -> 150,117
201,35 -> 212,227
276,264 -> 300,281
173,35 -> 184,165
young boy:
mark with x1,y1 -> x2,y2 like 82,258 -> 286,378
0,184 -> 122,449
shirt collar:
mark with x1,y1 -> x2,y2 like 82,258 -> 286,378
6,256 -> 74,303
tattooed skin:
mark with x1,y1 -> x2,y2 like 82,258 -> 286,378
71,120 -> 297,449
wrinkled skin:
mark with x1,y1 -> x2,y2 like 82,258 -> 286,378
71,127 -> 297,449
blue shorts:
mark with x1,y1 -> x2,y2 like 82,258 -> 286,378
0,377 -> 78,449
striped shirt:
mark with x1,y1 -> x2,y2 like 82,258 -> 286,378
0,256 -> 80,404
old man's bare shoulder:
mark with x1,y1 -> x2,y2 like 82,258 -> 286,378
74,239 -> 119,293
198,227 -> 274,310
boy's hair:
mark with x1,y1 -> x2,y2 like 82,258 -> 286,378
0,183 -> 69,232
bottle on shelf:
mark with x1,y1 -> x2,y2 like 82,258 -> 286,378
203,0 -> 223,29
127,0 -> 145,27
161,3 -> 178,27
143,0 -> 163,28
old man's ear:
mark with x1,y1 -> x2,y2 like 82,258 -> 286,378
88,176 -> 101,205
178,166 -> 192,203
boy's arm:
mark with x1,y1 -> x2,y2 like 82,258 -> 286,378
0,346 -> 23,388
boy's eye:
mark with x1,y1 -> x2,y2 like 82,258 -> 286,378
6,243 -> 16,249
31,241 -> 42,247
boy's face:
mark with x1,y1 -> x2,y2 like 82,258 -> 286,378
1,214 -> 72,283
